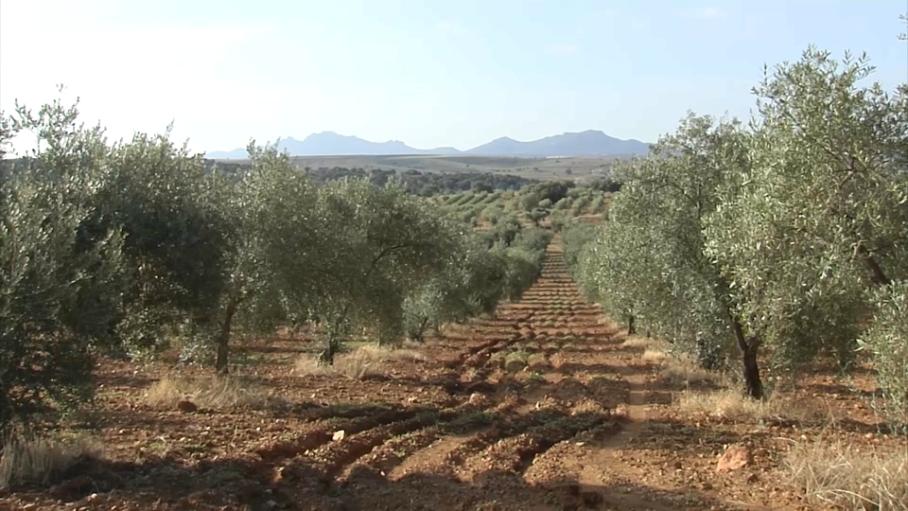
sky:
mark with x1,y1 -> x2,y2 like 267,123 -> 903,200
1,0 -> 906,154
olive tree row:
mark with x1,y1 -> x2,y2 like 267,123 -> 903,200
0,100 -> 506,431
572,50 -> 907,404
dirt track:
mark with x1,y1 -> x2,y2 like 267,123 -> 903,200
2,241 -> 771,510
259,240 -> 728,510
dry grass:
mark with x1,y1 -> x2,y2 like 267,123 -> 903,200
659,355 -> 724,387
0,434 -> 101,489
677,389 -> 783,421
145,375 -> 286,410
786,439 -> 908,510
641,349 -> 668,364
294,344 -> 427,380
621,336 -> 658,350
677,389 -> 823,423
570,398 -> 607,416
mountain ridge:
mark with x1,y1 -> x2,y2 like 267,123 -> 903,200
206,130 -> 649,159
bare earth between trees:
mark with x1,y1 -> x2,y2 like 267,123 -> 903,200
2,240 -> 903,510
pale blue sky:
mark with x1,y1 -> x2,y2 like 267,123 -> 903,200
1,0 -> 906,153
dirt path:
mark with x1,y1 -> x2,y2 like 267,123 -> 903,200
270,239 -> 741,510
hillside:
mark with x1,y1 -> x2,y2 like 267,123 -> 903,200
466,130 -> 649,157
206,130 -> 649,159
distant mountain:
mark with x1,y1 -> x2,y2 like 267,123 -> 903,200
206,132 -> 461,159
206,148 -> 250,159
206,130 -> 649,159
466,130 -> 649,157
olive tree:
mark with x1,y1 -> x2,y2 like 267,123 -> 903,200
0,101 -> 125,430
705,50 -> 908,383
206,143 -> 316,373
308,180 -> 458,363
577,116 -> 760,392
92,132 -> 231,357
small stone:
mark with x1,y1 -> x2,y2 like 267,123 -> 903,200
468,392 -> 488,406
716,443 -> 751,472
333,430 -> 346,441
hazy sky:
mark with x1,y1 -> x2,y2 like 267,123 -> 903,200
1,0 -> 906,153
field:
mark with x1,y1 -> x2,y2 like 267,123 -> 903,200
281,155 -> 625,181
3,240 -> 903,511
432,186 -> 612,229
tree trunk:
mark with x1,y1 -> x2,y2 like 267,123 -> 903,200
215,298 -> 240,375
729,314 -> 763,399
857,243 -> 891,287
741,340 -> 763,399
319,336 -> 338,365
413,318 -> 430,343
627,314 -> 636,335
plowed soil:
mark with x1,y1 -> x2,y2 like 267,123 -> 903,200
2,240 -> 900,511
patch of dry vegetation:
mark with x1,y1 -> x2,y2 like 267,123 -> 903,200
621,336 -> 658,350
641,349 -> 668,364
0,434 -> 100,489
145,375 -> 286,410
786,440 -> 908,510
677,389 -> 784,421
676,389 -> 825,423
294,344 -> 427,380
659,355 -> 723,387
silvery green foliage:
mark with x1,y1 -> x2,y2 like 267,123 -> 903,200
402,241 -> 501,342
860,281 -> 908,427
401,221 -> 550,344
92,131 -> 232,357
577,115 -> 749,368
403,281 -> 446,342
190,144 -> 310,371
560,223 -> 597,273
705,49 -> 908,369
0,101 -> 125,430
308,180 -> 460,362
